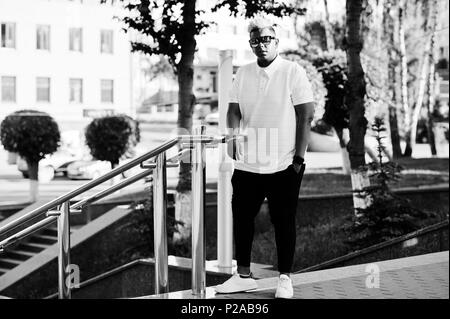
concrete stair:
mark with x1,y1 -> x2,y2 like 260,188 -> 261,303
0,224 -> 83,276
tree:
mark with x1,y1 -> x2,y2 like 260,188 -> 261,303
409,0 -> 439,155
382,0 -> 403,159
345,117 -> 431,250
0,110 -> 60,202
113,0 -> 306,238
345,0 -> 370,211
85,115 -> 134,172
310,49 -> 387,174
322,0 -> 335,50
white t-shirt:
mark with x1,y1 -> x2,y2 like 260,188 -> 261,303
229,55 -> 314,174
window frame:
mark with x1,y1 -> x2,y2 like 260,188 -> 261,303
36,77 -> 51,103
69,78 -> 83,103
100,79 -> 114,103
1,76 -> 17,103
36,24 -> 51,51
1,22 -> 16,48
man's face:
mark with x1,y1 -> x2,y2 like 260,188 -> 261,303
249,28 -> 278,62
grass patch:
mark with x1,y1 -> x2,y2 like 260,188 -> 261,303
301,157 -> 448,195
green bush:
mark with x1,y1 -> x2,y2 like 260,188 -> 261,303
308,49 -> 388,135
85,115 -> 136,169
0,109 -> 60,180
344,118 -> 433,250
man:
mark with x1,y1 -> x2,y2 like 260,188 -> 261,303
214,17 -> 315,299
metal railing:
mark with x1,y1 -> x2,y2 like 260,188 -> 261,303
0,126 -> 233,299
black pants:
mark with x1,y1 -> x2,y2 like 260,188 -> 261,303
231,164 -> 305,274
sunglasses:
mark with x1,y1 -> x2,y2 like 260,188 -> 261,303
249,36 -> 277,47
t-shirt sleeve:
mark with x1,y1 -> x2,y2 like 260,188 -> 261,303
229,68 -> 241,104
290,64 -> 315,106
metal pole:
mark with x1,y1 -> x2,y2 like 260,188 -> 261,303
153,152 -> 169,294
58,201 -> 71,299
217,49 -> 234,270
191,125 -> 206,295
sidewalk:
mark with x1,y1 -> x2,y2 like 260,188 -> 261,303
138,251 -> 449,299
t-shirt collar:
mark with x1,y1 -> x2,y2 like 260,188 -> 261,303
257,55 -> 281,77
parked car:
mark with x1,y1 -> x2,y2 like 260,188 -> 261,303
67,159 -> 111,180
67,157 -> 142,180
17,149 -> 82,182
17,130 -> 86,182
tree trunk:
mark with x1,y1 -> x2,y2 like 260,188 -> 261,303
27,160 -> 39,202
334,127 -> 351,174
408,0 -> 438,156
111,161 -> 120,186
345,0 -> 370,213
384,0 -> 402,159
398,2 -> 412,157
174,0 -> 197,240
409,37 -> 432,154
426,0 -> 438,156
323,0 -> 335,50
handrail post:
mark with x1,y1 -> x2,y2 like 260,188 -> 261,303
57,201 -> 71,299
153,152 -> 169,294
217,49 -> 234,271
191,125 -> 206,296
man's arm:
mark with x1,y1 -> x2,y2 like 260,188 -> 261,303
226,102 -> 242,160
293,102 -> 315,170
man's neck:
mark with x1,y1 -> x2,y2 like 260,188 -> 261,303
257,55 -> 277,68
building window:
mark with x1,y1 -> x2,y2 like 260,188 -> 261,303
100,30 -> 113,54
101,79 -> 114,103
210,72 -> 217,93
36,25 -> 51,50
36,77 -> 50,102
1,76 -> 16,102
69,28 -> 83,52
1,23 -> 16,48
69,78 -> 83,103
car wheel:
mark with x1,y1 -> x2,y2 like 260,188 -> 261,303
39,166 -> 55,183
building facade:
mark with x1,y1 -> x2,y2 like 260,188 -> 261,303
0,0 -> 134,127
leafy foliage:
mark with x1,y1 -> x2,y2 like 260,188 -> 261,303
302,50 -> 388,133
85,115 -> 134,168
0,109 -> 60,163
311,50 -> 348,131
212,0 -> 306,18
281,51 -> 327,124
345,117 -> 433,250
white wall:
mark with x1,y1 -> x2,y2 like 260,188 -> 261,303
0,0 -> 133,126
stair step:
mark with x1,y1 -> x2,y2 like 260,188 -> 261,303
1,250 -> 35,261
40,227 -> 58,237
29,235 -> 57,245
0,258 -> 21,269
17,242 -> 50,253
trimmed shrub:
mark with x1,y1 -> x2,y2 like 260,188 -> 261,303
0,109 -> 60,180
85,115 -> 136,169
